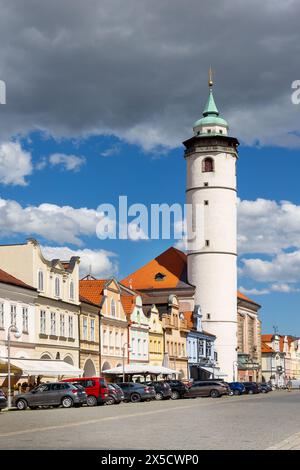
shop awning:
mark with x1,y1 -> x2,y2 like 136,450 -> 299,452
199,366 -> 227,377
103,364 -> 178,376
0,357 -> 83,377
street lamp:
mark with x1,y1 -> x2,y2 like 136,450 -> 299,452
233,360 -> 239,382
7,324 -> 21,409
121,343 -> 132,382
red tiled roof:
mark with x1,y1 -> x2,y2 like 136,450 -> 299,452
184,311 -> 194,329
79,294 -> 100,308
79,279 -> 107,305
121,294 -> 136,315
122,246 -> 258,305
122,247 -> 192,290
0,268 -> 35,291
261,341 -> 274,353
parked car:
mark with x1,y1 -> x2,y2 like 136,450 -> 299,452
228,382 -> 246,396
61,377 -> 109,406
243,382 -> 260,394
117,382 -> 156,403
258,383 -> 270,393
13,382 -> 87,410
184,380 -> 229,398
141,381 -> 172,400
166,379 -> 189,400
0,389 -> 7,410
106,383 -> 125,405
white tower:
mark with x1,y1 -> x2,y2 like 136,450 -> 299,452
184,70 -> 239,380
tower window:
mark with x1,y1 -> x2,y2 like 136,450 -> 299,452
219,129 -> 223,134
204,200 -> 209,206
204,182 -> 209,187
207,313 -> 211,320
207,129 -> 211,134
202,157 -> 214,173
205,240 -> 210,247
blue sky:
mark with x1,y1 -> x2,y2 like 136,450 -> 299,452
1,128 -> 300,335
1,0 -> 300,336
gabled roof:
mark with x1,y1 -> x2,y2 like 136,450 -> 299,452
0,268 -> 36,291
122,246 -> 258,305
79,294 -> 100,308
122,247 -> 194,291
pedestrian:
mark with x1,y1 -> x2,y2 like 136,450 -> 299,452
287,379 -> 292,391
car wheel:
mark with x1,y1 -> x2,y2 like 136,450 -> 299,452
61,396 -> 73,408
87,395 -> 98,407
248,389 -> 254,394
106,396 -> 115,406
130,393 -> 141,403
261,389 -> 267,393
155,392 -> 163,400
210,389 -> 220,398
234,390 -> 240,396
16,399 -> 28,410
171,390 -> 180,400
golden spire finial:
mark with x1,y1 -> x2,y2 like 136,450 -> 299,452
208,66 -> 213,88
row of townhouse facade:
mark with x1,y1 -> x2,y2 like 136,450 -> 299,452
0,239 -> 263,387
261,334 -> 300,387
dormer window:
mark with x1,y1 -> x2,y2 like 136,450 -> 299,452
155,272 -> 166,281
111,299 -> 116,317
202,157 -> 214,173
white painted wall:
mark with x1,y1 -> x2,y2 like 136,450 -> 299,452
186,145 -> 238,381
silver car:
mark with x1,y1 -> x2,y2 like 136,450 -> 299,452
13,382 -> 87,410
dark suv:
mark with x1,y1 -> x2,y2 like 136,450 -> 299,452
184,380 -> 229,398
106,383 -> 125,405
166,380 -> 189,400
118,382 -> 156,403
13,382 -> 87,410
142,381 -> 172,400
243,382 -> 260,394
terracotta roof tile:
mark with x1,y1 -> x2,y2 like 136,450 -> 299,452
122,247 -> 258,305
79,279 -> 107,305
121,294 -> 136,315
261,341 -> 275,353
0,268 -> 35,291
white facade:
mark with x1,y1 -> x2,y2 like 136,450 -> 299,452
0,281 -> 37,360
185,87 -> 238,380
129,295 -> 149,363
0,239 -> 80,366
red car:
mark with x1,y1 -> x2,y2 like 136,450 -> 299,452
61,377 -> 109,406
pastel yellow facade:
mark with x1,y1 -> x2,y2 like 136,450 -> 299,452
162,295 -> 189,379
79,299 -> 100,376
100,279 -> 129,373
148,305 -> 164,367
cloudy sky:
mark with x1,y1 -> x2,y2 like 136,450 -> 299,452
1,0 -> 300,333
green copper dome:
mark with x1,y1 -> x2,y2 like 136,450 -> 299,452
193,88 -> 228,129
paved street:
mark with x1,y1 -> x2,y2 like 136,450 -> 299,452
1,391 -> 300,450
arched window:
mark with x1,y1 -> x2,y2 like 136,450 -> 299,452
202,157 -> 214,173
38,270 -> 44,291
111,299 -> 116,317
55,277 -> 60,297
69,280 -> 74,300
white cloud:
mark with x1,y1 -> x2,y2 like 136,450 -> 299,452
238,198 -> 300,254
49,153 -> 86,171
101,145 -> 121,157
0,197 -> 103,245
240,251 -> 300,283
239,286 -> 270,296
41,245 -> 118,278
0,141 -> 32,186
